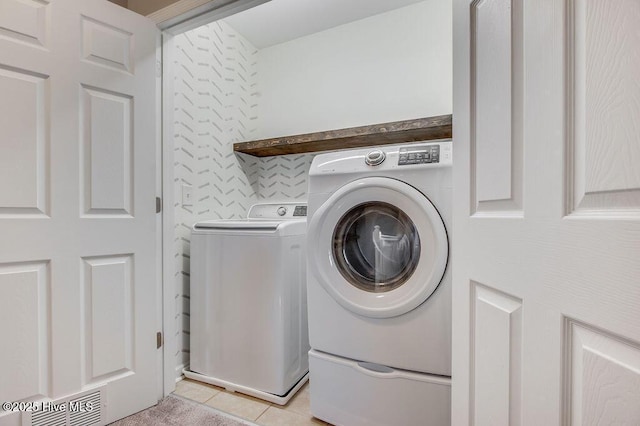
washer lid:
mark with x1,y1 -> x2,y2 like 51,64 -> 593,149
193,219 -> 306,236
194,220 -> 282,231
307,177 -> 448,318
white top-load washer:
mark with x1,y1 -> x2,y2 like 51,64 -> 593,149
187,202 -> 310,405
306,141 -> 452,426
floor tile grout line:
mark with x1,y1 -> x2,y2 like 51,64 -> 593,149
202,391 -> 219,405
253,404 -> 271,423
255,405 -> 286,424
175,380 -> 267,424
200,387 -> 272,422
170,393 -> 259,426
176,378 -> 318,424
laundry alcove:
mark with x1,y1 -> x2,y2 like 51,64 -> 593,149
162,0 -> 453,384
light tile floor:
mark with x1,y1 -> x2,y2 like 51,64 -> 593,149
173,378 -> 331,426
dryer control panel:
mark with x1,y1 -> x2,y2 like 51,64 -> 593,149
398,145 -> 440,166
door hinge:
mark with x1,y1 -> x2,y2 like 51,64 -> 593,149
156,197 -> 162,213
157,331 -> 163,349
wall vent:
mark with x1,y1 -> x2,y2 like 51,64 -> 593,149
31,409 -> 66,426
24,387 -> 105,426
69,391 -> 101,426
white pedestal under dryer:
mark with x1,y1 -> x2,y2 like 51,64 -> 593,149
306,141 -> 453,426
186,202 -> 310,405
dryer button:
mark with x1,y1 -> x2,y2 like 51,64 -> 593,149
365,150 -> 386,166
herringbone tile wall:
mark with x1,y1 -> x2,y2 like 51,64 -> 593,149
171,22 -> 314,375
257,154 -> 314,200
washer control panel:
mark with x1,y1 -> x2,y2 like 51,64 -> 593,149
398,144 -> 440,166
248,203 -> 307,219
293,205 -> 307,217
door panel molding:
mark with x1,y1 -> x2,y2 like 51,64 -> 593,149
0,65 -> 50,218
470,0 -> 524,216
79,85 -> 134,217
471,281 -> 522,426
0,0 -> 50,49
81,254 -> 134,385
81,15 -> 134,74
0,260 -> 51,403
563,318 -> 640,425
565,0 -> 640,218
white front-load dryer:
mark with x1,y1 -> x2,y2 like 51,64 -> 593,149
306,141 -> 452,426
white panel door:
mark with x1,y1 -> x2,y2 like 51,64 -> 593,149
0,0 -> 158,424
453,0 -> 640,425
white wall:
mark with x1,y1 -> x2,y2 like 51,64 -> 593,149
256,0 -> 452,139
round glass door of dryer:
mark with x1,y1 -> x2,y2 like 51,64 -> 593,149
333,202 -> 421,293
307,177 -> 449,319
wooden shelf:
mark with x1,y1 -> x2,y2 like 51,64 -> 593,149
233,114 -> 452,157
